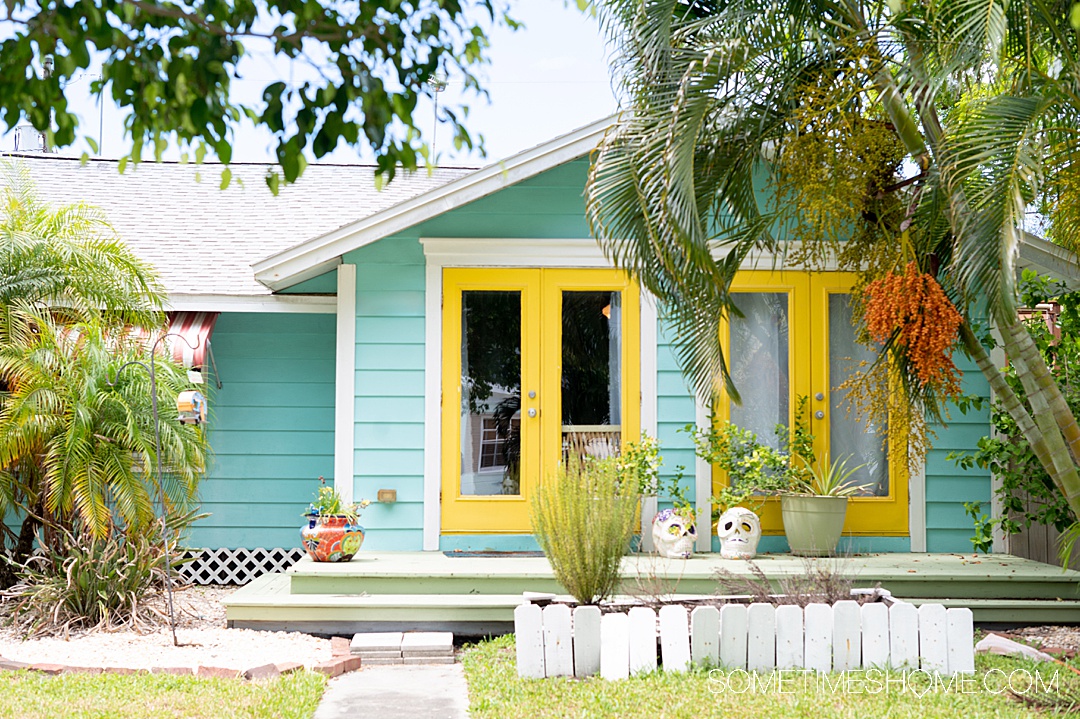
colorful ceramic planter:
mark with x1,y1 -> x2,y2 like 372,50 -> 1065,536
300,515 -> 366,562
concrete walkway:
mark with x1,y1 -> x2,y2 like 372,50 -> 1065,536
313,664 -> 470,719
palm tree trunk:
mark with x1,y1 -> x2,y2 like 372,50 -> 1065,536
961,321 -> 1080,518
996,314 -> 1080,510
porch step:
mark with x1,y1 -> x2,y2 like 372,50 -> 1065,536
224,574 -> 1080,634
226,573 -> 521,636
283,552 -> 1080,600
902,598 -> 1080,625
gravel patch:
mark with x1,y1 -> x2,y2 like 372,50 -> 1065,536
0,584 -> 334,671
1009,626 -> 1080,654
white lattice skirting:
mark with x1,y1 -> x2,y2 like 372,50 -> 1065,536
177,548 -> 305,585
515,599 -> 976,679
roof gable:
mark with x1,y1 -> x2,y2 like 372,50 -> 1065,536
253,116 -> 615,291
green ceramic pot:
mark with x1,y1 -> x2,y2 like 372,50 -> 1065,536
780,495 -> 848,557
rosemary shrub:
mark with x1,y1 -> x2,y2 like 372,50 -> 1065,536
530,456 -> 639,605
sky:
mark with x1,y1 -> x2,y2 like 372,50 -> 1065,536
9,1 -> 620,168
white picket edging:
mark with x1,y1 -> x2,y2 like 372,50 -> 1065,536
515,599 -> 976,680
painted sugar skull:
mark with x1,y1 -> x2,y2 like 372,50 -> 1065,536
716,507 -> 762,559
651,508 -> 697,559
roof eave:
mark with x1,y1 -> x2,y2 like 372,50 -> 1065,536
252,115 -> 617,292
1019,231 -> 1080,288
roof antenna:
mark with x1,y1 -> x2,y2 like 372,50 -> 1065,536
427,71 -> 448,163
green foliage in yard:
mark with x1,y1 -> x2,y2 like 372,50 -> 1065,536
0,670 -> 325,719
463,635 -> 1060,719
530,457 -> 639,605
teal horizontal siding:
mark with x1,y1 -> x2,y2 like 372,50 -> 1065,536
349,237 -> 428,548
924,354 -> 992,553
356,316 -> 425,341
356,290 -> 425,316
352,397 -> 425,423
355,371 -> 426,397
657,319 -> 698,504
356,343 -> 425,370
354,422 -> 425,447
208,455 -> 337,479
413,159 -> 591,239
354,448 -> 425,476
206,382 -> 334,408
188,312 -> 336,550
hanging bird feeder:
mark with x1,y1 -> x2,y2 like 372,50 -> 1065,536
176,390 -> 206,425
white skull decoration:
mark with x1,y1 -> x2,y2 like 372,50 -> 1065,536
716,507 -> 762,559
651,508 -> 697,559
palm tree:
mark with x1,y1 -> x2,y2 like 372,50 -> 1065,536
0,162 -> 165,327
585,0 -> 1080,521
0,163 -> 207,587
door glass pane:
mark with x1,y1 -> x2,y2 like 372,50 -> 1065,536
460,291 -> 521,496
561,291 -> 621,461
829,293 -> 888,495
730,293 -> 789,450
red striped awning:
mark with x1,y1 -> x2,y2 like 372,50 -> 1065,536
165,312 -> 218,368
55,311 -> 219,369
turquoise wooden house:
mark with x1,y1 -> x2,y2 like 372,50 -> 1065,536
11,118 -> 1080,627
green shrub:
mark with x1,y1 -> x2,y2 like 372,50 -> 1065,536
530,457 -> 639,605
2,510 -> 202,636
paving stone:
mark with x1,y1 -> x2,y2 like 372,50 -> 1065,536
403,656 -> 455,665
243,663 -> 281,681
331,637 -> 352,656
152,666 -> 194,676
402,648 -> 453,656
314,659 -> 346,677
361,657 -> 405,666
357,650 -> 404,659
0,659 -> 28,671
276,662 -> 305,675
103,667 -> 142,675
197,666 -> 242,679
342,657 -> 363,673
63,666 -> 103,675
401,632 -> 454,653
350,632 -> 404,654
29,663 -> 65,675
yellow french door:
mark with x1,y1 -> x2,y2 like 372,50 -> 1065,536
441,268 -> 640,533
716,271 -> 908,536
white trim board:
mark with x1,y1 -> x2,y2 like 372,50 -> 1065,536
253,117 -> 617,291
333,265 -> 357,505
422,261 -> 444,551
167,293 -> 336,313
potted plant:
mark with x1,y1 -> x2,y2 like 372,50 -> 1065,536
300,477 -> 371,562
781,454 -> 868,556
691,397 -> 868,557
618,434 -> 700,559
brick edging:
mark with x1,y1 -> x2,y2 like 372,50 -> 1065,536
0,655 -> 361,680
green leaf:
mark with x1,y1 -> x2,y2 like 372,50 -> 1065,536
219,167 -> 232,191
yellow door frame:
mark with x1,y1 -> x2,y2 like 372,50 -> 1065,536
441,267 -> 640,534
714,270 -> 908,536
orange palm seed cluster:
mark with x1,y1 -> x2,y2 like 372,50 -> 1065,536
864,261 -> 963,395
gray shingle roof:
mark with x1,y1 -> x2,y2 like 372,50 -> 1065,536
3,154 -> 474,296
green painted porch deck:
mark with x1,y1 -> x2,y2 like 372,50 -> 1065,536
224,552 -> 1080,635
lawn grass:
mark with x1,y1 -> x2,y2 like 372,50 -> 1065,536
462,635 -> 1072,719
0,670 -> 327,719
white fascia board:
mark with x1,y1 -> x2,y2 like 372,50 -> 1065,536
166,293 -> 337,313
1018,232 -> 1080,287
253,116 -> 616,291
420,237 -> 612,267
